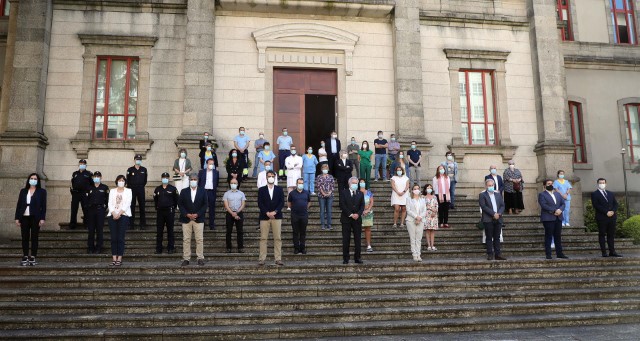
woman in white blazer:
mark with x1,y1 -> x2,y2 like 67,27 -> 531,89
107,174 -> 132,266
405,183 -> 427,262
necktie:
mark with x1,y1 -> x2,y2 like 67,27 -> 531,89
601,190 -> 608,202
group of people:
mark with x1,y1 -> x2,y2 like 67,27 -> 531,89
13,128 -> 623,266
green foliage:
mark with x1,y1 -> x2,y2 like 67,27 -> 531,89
584,198 -> 629,236
621,215 -> 640,245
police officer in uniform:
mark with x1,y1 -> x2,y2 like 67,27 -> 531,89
85,171 -> 109,254
127,154 -> 148,230
154,172 -> 179,254
70,159 -> 93,230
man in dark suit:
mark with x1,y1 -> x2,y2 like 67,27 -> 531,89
484,165 -> 504,195
340,177 -> 365,264
257,170 -> 285,266
479,179 -> 506,261
324,131 -> 341,176
591,178 -> 621,257
198,158 -> 220,230
538,179 -> 568,260
178,174 -> 208,266
334,150 -> 354,191
198,131 -> 211,170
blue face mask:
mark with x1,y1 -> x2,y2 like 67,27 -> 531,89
350,183 -> 358,191
265,166 -> 272,171
297,184 -> 304,190
283,131 -> 288,136
230,184 -> 238,190
135,160 -> 142,165
93,178 -> 101,184
29,179 -> 38,186
559,174 -> 565,179
359,182 -> 366,188
487,187 -> 495,192
240,131 -> 245,136
79,164 -> 86,170
162,178 -> 169,185
490,169 -> 497,175
232,153 -> 237,158
322,169 -> 329,174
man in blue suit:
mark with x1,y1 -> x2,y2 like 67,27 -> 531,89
590,178 -> 621,257
257,170 -> 285,266
484,165 -> 504,195
479,179 -> 506,260
178,174 -> 208,266
198,158 -> 219,230
538,179 -> 568,260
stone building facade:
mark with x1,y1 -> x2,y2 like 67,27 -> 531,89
0,0 -> 638,238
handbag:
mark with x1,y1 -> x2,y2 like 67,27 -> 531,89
476,219 -> 484,230
513,181 -> 521,192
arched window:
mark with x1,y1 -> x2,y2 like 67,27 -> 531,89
569,101 -> 586,163
624,103 -> 640,163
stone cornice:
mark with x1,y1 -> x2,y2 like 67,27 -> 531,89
562,41 -> 640,71
78,34 -> 158,47
447,144 -> 517,164
420,10 -> 529,29
217,0 -> 393,19
443,49 -> 510,61
53,0 -> 187,13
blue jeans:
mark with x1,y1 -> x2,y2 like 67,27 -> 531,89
374,154 -> 387,180
318,196 -> 333,227
388,154 -> 397,175
303,173 -> 315,193
108,215 -> 129,256
406,166 -> 421,186
449,180 -> 457,208
252,151 -> 262,177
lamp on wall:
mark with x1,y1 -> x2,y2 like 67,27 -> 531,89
621,148 -> 630,220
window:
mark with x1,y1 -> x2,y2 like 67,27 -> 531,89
0,0 -> 9,17
556,0 -> 573,41
610,0 -> 637,44
93,57 -> 139,140
569,101 -> 586,163
459,70 -> 497,145
625,103 -> 640,163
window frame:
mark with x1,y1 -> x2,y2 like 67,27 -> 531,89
459,69 -> 499,146
625,103 -> 640,164
610,0 -> 638,44
92,56 -> 139,141
0,0 -> 9,17
568,101 -> 587,164
556,0 -> 574,41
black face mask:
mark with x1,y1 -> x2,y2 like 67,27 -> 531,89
545,185 -> 554,191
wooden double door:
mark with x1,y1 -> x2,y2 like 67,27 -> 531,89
273,68 -> 337,154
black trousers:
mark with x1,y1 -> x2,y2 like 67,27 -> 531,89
483,220 -> 502,256
597,219 -> 617,255
70,191 -> 87,227
20,216 -> 40,257
438,195 -> 449,224
291,214 -> 308,251
225,212 -> 244,249
206,189 -> 217,230
156,208 -> 175,252
130,187 -> 146,227
85,206 -> 105,251
342,219 -> 362,262
328,154 -> 338,176
543,219 -> 564,257
337,175 -> 349,192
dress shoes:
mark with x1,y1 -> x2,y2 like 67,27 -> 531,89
355,260 -> 363,264
609,253 -> 622,257
495,255 -> 507,261
181,260 -> 189,266
557,255 -> 569,259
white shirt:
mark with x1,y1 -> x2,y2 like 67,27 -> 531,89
330,138 -> 337,153
488,192 -> 498,212
548,191 -> 556,205
107,188 -> 132,217
179,159 -> 186,172
492,175 -> 499,191
318,147 -> 328,162
205,170 -> 214,189
191,187 -> 198,202
24,191 -> 32,216
257,171 -> 278,188
268,185 -> 275,200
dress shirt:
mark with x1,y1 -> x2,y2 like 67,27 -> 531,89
548,191 -> 556,204
24,191 -> 32,216
268,185 -> 274,200
600,189 -> 608,201
179,159 -> 186,172
488,192 -> 498,212
492,175 -> 499,192
330,138 -> 337,153
191,188 -> 197,202
205,170 -> 214,189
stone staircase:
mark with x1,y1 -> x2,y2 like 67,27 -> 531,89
0,179 -> 639,339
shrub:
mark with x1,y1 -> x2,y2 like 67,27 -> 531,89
621,215 -> 640,245
584,198 -> 629,237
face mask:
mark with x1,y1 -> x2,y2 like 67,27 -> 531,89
29,179 -> 38,186
332,134 -> 337,139
509,165 -> 515,169
283,131 -> 288,136
362,144 -> 367,148
378,135 -> 383,139
341,155 -> 347,160
204,136 -> 208,140
598,183 -> 606,190
291,150 -> 297,155
180,153 -> 186,158
207,147 -> 212,151
307,149 -> 313,154
446,155 -> 453,161
79,164 -> 86,170
490,169 -> 497,175
265,166 -> 272,171
93,178 -> 101,184
259,135 -> 264,139
426,188 -> 433,194
322,169 -> 329,174
135,160 -> 142,165
208,164 -> 214,170
559,174 -> 565,179
413,189 -> 421,195
240,131 -> 245,136
321,143 -> 325,147
391,137 -> 396,141
232,153 -> 238,158
117,181 -> 125,188
439,169 -> 445,174
399,155 -> 404,159
487,187 -> 495,193
267,177 -> 275,184
350,183 -> 358,191
265,146 -> 270,151
190,180 -> 198,188
161,178 -> 169,184
411,145 -> 416,149
297,184 -> 304,190
351,140 -> 356,145
546,185 -> 554,191
396,170 -> 403,176
230,184 -> 238,190
359,182 -> 366,188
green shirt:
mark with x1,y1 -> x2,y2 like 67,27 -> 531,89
358,150 -> 373,167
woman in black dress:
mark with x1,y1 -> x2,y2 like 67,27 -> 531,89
226,148 -> 246,188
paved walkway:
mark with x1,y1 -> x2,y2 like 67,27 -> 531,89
312,323 -> 640,340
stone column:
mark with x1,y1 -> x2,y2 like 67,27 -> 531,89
527,0 -> 582,224
0,0 -> 53,237
176,0 -> 216,155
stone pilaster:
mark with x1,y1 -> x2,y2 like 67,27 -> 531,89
176,0 -> 215,155
393,0 -> 431,147
527,0 -> 582,224
0,0 -> 53,238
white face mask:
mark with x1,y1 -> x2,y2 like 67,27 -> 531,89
190,180 -> 198,188
332,135 -> 337,139
598,183 -> 606,190
447,155 -> 453,161
208,164 -> 214,170
180,153 -> 186,158
291,150 -> 297,155
413,189 -> 421,195
230,184 -> 238,190
341,155 -> 347,160
265,166 -> 271,171
267,177 -> 275,184
362,144 -> 368,148
378,135 -> 383,139
117,181 -> 125,188
509,165 -> 515,169
259,135 -> 264,139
